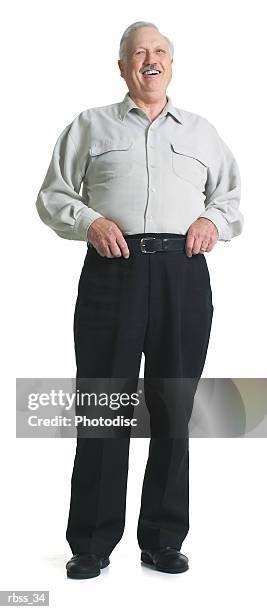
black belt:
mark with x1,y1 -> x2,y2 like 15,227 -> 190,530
125,236 -> 186,254
87,233 -> 187,255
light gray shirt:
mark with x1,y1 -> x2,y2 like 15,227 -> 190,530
35,91 -> 243,242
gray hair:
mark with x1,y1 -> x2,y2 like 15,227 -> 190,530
119,21 -> 174,60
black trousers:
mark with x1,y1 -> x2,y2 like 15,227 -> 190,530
66,233 -> 214,556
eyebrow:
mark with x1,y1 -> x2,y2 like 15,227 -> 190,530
133,45 -> 167,51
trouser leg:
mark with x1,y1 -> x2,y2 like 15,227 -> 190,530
137,249 -> 214,550
66,247 -> 148,555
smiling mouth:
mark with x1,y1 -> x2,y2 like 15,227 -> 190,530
141,69 -> 162,78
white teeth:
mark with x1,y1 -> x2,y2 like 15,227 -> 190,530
143,70 -> 160,75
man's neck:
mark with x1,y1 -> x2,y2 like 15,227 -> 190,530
128,92 -> 168,122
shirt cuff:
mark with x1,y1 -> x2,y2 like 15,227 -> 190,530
73,208 -> 104,241
198,209 -> 231,241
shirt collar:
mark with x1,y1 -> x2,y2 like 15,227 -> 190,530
119,91 -> 184,124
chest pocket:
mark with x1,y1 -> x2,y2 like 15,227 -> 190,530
171,143 -> 208,192
89,138 -> 134,181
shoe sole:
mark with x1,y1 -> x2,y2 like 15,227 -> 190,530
67,557 -> 110,579
141,553 -> 189,574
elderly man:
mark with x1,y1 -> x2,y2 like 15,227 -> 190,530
35,21 -> 243,579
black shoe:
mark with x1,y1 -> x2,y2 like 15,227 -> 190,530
66,553 -> 110,579
141,546 -> 189,574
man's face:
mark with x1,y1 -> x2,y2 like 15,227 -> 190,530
118,27 -> 173,100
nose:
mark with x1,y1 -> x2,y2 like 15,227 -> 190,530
144,50 -> 157,64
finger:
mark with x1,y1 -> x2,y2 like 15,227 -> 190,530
105,242 -> 119,258
108,240 -> 123,258
192,236 -> 204,254
185,233 -> 195,257
114,232 -> 130,258
205,238 -> 215,253
98,240 -> 112,257
199,240 -> 210,252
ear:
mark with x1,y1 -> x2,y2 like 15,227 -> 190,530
118,59 -> 125,77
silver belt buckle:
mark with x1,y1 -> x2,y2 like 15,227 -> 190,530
140,237 -> 158,253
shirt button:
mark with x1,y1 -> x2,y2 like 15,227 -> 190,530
149,145 -> 155,149
151,164 -> 156,168
151,187 -> 156,192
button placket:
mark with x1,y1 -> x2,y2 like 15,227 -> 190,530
145,126 -> 159,226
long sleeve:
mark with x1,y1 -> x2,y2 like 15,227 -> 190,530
198,130 -> 244,241
35,123 -> 104,241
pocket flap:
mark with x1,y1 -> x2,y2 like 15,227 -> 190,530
89,139 -> 133,156
171,143 -> 208,169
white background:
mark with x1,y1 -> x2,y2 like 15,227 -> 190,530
1,0 -> 267,610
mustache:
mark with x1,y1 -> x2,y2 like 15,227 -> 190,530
140,64 -> 161,73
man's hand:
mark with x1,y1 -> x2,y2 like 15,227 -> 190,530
87,218 -> 130,258
185,218 -> 219,257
